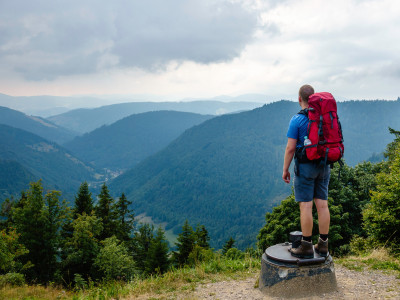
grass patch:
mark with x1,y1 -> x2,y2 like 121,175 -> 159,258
337,248 -> 400,275
0,284 -> 72,300
0,255 -> 260,300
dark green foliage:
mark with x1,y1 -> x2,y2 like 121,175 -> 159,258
12,181 -> 68,283
0,124 -> 95,204
74,182 -> 93,217
95,183 -> 118,241
173,220 -> 195,266
363,129 -> 400,251
145,227 -> 170,275
114,193 -> 134,243
194,225 -> 210,249
222,237 -> 235,255
0,160 -> 37,202
62,213 -> 103,283
257,194 -> 299,251
131,223 -> 154,273
64,111 -> 213,170
0,106 -> 77,144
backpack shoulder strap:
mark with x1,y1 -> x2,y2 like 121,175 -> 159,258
298,108 -> 309,117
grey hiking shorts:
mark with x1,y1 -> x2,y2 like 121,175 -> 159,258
293,161 -> 331,202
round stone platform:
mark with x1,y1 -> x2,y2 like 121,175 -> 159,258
259,242 -> 337,298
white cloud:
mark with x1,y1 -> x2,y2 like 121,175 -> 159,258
0,0 -> 399,99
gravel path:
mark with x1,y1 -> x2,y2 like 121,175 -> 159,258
191,265 -> 400,299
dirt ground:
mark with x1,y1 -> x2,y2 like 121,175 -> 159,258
190,265 -> 400,300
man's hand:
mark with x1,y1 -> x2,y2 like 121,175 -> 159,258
282,170 -> 291,183
282,138 -> 296,183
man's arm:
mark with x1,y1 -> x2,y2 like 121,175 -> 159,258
282,138 -> 297,183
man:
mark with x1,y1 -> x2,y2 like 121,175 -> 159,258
282,84 -> 330,258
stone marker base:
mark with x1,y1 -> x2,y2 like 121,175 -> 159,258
259,243 -> 337,298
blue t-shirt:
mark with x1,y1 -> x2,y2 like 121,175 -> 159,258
287,114 -> 309,148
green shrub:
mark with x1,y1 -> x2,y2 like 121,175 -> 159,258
225,248 -> 244,260
94,236 -> 136,281
73,273 -> 88,290
187,245 -> 214,266
0,272 -> 25,287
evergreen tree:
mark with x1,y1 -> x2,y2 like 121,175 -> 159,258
95,183 -> 117,240
173,220 -> 195,265
145,226 -> 170,275
363,129 -> 400,250
74,182 -> 93,217
222,237 -> 235,255
114,193 -> 134,242
12,181 -> 67,282
194,224 -> 210,249
131,223 -> 154,273
62,213 -> 103,283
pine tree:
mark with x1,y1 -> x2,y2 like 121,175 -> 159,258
114,193 -> 134,242
12,181 -> 67,282
222,237 -> 235,255
95,183 -> 117,240
74,182 -> 93,217
62,213 -> 103,282
145,226 -> 170,275
132,223 -> 154,273
173,220 -> 195,266
194,224 -> 210,249
363,129 -> 400,248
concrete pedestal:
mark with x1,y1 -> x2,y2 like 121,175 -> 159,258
259,243 -> 337,298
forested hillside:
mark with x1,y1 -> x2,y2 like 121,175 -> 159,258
109,99 -> 400,249
0,124 -> 96,202
64,111 -> 213,171
110,101 -> 297,249
0,106 -> 77,144
47,101 -> 263,133
0,160 -> 37,201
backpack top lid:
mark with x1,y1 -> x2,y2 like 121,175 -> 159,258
308,92 -> 337,114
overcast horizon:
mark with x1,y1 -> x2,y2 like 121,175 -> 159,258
1,0 -> 399,101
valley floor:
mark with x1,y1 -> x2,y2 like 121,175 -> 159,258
130,265 -> 400,299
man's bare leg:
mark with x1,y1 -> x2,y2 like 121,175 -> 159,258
314,198 -> 330,234
299,201 -> 313,237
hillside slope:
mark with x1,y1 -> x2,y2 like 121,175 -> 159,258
47,101 -> 263,133
0,124 -> 95,202
110,102 -> 296,249
0,106 -> 77,144
109,99 -> 400,249
64,111 -> 213,171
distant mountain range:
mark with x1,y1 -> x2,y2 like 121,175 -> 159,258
47,101 -> 264,133
2,97 -> 400,249
0,124 -> 96,202
0,92 -> 270,118
0,93 -> 114,117
0,106 -> 78,144
64,111 -> 214,171
109,99 -> 400,249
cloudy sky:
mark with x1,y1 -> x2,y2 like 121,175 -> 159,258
0,0 -> 399,100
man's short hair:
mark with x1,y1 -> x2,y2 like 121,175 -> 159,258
299,85 -> 314,103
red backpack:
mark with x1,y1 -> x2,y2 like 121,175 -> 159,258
299,92 -> 344,165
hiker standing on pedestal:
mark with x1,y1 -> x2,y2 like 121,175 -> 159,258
282,84 -> 344,258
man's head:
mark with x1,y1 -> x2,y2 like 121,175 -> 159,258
298,84 -> 314,104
